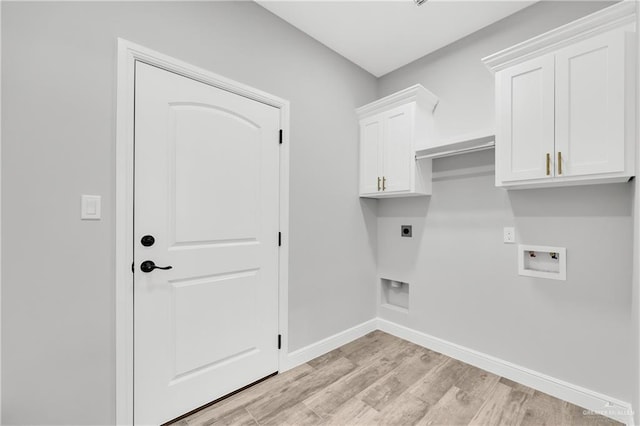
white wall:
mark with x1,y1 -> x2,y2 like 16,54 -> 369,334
376,1 -> 632,402
1,2 -> 378,424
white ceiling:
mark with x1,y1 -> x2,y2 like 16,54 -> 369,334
256,0 -> 537,77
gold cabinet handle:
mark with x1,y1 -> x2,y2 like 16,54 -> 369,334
546,153 -> 551,176
377,177 -> 381,191
557,151 -> 562,175
382,176 -> 386,191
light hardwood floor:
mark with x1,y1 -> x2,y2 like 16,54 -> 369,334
172,331 -> 621,426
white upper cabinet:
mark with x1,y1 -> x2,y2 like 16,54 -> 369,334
498,54 -> 555,183
360,114 -> 384,195
383,104 -> 414,193
357,85 -> 438,198
555,30 -> 628,178
484,2 -> 636,189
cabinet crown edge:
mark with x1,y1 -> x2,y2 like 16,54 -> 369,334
356,84 -> 439,119
481,1 -> 635,73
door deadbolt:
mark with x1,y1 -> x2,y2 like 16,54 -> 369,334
141,235 -> 155,247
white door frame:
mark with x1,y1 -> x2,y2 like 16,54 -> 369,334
0,1 -> 4,421
115,38 -> 290,425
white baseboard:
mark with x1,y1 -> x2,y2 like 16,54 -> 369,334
377,318 -> 634,425
281,319 -> 378,372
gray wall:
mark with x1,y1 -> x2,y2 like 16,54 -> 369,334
1,2 -> 378,424
2,0 -> 636,424
633,8 -> 640,425
377,1 -> 632,401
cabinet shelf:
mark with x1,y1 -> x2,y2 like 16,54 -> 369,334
415,130 -> 495,160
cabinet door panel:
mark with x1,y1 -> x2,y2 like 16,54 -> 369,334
360,116 -> 383,195
383,104 -> 414,192
555,30 -> 626,177
497,55 -> 555,183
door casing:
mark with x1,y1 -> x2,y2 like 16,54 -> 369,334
115,38 -> 290,426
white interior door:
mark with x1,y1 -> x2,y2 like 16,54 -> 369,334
555,29 -> 627,177
497,54 -> 555,183
134,62 -> 280,425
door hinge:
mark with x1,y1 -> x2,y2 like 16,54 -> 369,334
278,232 -> 282,247
278,334 -> 282,350
279,129 -> 283,145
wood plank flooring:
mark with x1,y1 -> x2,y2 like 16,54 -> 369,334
171,331 -> 621,426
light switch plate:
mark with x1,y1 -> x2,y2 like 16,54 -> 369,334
81,195 -> 101,220
503,227 -> 515,243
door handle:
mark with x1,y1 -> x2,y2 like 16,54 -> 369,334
140,260 -> 173,273
382,176 -> 386,191
557,151 -> 562,175
546,153 -> 551,176
377,177 -> 381,191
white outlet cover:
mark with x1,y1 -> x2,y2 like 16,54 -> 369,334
503,227 -> 515,243
81,195 -> 101,220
